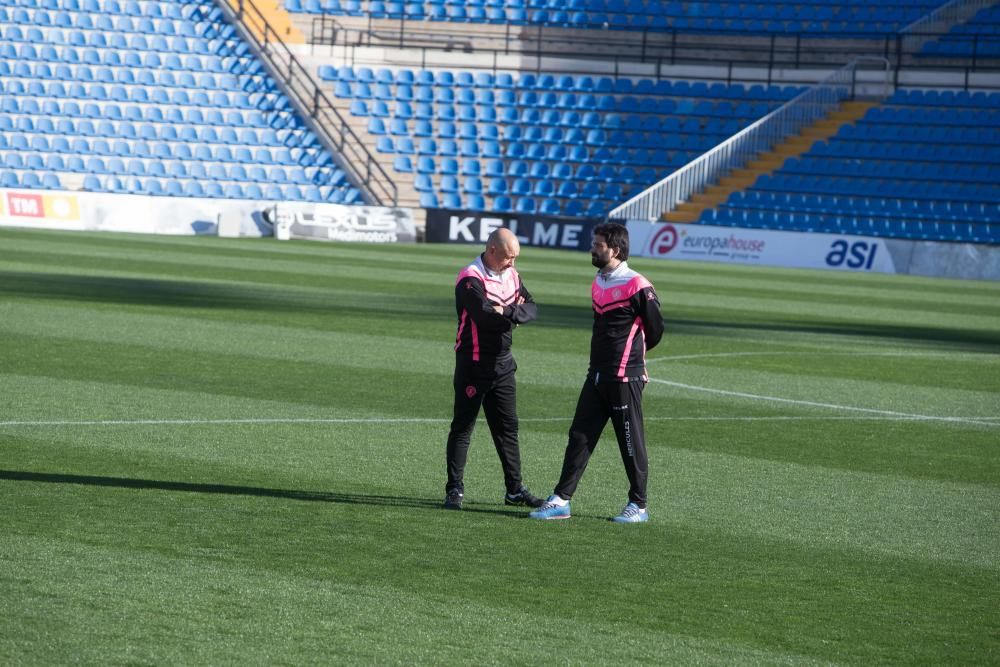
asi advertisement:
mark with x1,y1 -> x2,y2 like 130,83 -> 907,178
425,209 -> 599,252
627,221 -> 901,274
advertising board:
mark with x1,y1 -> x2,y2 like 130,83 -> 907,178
627,221 -> 900,274
271,203 -> 416,244
425,209 -> 599,252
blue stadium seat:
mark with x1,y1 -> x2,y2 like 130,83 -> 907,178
515,197 -> 537,213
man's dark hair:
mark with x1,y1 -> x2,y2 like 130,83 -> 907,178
593,222 -> 629,262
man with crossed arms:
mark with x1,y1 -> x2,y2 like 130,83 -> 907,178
444,227 -> 544,511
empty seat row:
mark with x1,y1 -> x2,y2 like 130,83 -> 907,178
418,191 -> 610,217
838,123 -> 1000,145
290,0 -> 926,34
783,156 -> 999,184
412,172 -> 636,198
367,117 -> 735,143
395,155 -> 663,180
0,45 -> 233,71
0,169 -> 355,203
342,87 -> 772,119
76,175 -> 351,202
887,89 -> 1000,109
375,134 -> 702,163
1,134 -> 328,167
322,66 -> 801,100
0,152 -> 324,183
350,98 -> 770,124
921,38 -> 1000,58
2,31 -> 213,55
2,131 -> 301,157
726,191 -> 1000,224
1,13 -> 195,35
2,86 -> 256,109
1,64 -> 243,90
1,103 -> 277,130
812,140 -> 1000,165
702,208 -> 999,244
863,106 -> 1000,127
8,0 -> 190,19
754,173 -> 1000,204
0,170 -> 62,189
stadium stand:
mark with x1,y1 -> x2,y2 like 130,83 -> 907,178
323,65 -> 804,216
699,89 -> 1000,244
0,0 -> 361,202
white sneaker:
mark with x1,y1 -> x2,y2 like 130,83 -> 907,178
612,502 -> 648,523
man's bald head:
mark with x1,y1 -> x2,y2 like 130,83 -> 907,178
487,227 -> 519,253
484,227 -> 520,273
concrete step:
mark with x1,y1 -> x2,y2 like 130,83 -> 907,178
663,210 -> 701,223
717,176 -> 758,189
747,159 -> 783,170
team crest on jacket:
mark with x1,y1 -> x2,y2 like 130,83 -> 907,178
465,385 -> 477,398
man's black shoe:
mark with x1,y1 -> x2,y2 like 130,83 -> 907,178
443,490 -> 464,510
504,487 -> 544,508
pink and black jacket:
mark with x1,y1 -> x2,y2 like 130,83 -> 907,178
589,261 -> 664,382
454,255 -> 537,374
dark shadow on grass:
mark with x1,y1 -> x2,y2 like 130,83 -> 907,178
0,469 -> 521,517
0,271 -> 449,320
668,317 -> 1000,352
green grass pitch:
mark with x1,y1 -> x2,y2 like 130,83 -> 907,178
1,226 -> 998,664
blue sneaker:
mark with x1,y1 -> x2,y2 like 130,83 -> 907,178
612,502 -> 648,523
528,495 -> 570,520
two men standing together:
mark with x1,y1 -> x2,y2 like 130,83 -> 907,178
444,222 -> 664,523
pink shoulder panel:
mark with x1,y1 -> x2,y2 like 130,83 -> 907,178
592,274 -> 651,312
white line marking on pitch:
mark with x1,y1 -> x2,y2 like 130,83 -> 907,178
650,350 -> 1000,363
649,378 -> 998,427
1,415 -> 997,427
0,418 -> 453,426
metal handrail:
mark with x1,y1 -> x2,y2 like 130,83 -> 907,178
607,58 -> 891,222
212,0 -> 398,206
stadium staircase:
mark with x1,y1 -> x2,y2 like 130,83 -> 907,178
664,101 -> 876,222
224,0 -> 305,43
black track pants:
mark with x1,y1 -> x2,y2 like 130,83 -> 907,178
554,378 -> 648,507
445,366 -> 523,496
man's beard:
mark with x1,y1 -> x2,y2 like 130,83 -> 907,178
591,254 -> 602,268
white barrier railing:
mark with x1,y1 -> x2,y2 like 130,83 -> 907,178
608,58 -> 890,222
